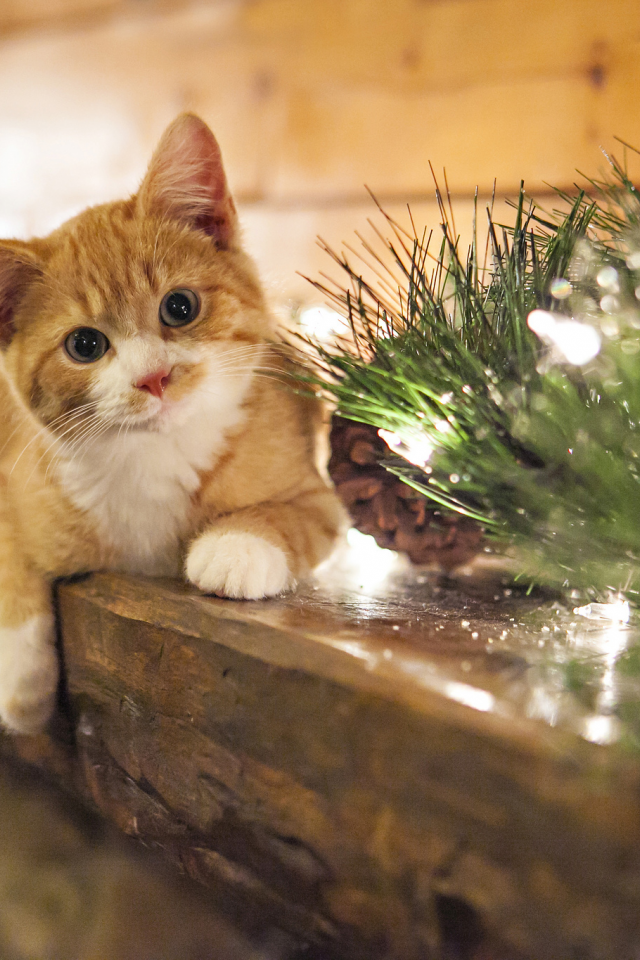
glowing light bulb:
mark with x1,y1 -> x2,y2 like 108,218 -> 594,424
298,305 -> 346,340
582,713 -> 621,745
527,310 -> 601,365
345,528 -> 398,587
597,266 -> 619,291
378,429 -> 403,449
378,429 -> 433,467
573,598 -> 630,623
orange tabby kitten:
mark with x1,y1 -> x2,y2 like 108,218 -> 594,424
0,114 -> 344,734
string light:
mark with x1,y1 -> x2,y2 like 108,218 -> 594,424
527,309 -> 601,366
573,597 -> 630,624
344,528 -> 398,587
298,305 -> 346,340
378,429 -> 433,467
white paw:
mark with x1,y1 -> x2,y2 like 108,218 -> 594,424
0,614 -> 58,735
186,531 -> 292,600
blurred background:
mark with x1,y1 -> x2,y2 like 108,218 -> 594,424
1,0 -> 640,313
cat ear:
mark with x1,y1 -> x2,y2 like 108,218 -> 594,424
137,114 -> 238,249
0,244 -> 41,347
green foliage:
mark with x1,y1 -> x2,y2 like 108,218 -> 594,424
299,156 -> 640,601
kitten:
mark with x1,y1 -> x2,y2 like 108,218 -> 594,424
0,114 -> 344,735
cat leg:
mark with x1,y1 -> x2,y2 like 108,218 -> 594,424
0,509 -> 58,733
186,487 -> 344,600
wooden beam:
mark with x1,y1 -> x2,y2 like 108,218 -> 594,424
4,559 -> 639,959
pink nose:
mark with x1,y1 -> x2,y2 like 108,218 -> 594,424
136,369 -> 171,399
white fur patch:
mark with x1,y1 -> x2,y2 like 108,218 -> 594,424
58,347 -> 256,575
186,530 -> 292,599
0,614 -> 58,734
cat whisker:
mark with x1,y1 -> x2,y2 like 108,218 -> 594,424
116,414 -> 132,443
208,354 -> 276,371
24,411 -> 104,489
37,413 -> 106,487
210,363 -> 284,378
70,419 -> 116,460
0,408 -> 34,460
9,402 -> 101,478
47,415 -> 120,485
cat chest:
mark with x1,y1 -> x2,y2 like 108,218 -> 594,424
58,433 -> 216,576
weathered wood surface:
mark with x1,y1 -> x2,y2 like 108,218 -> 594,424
0,758 -> 260,960
4,549 -> 640,960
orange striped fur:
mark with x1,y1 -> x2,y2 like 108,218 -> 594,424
0,114 -> 344,733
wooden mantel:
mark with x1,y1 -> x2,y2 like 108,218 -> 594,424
3,548 -> 640,960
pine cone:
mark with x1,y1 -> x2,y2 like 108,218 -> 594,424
329,416 -> 484,572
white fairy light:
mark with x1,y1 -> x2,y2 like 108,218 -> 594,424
403,437 -> 433,467
434,418 -> 451,434
582,713 -> 621,745
378,429 -> 433,467
527,309 -> 601,366
377,429 -> 403,449
600,295 -> 620,315
298,305 -> 346,340
596,266 -> 620,291
344,528 -> 398,587
573,598 -> 630,624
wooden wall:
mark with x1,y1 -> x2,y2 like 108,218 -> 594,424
1,0 -> 640,305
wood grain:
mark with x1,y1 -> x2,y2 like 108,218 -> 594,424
3,558 -> 637,960
1,0 -> 639,209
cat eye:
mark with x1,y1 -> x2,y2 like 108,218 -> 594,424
159,288 -> 200,328
64,327 -> 110,363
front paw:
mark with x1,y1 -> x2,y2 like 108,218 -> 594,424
186,531 -> 292,600
0,614 -> 58,735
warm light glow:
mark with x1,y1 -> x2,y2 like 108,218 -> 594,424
527,309 -> 601,365
345,528 -> 398,586
330,637 -> 377,664
570,595 -> 630,743
378,429 -> 403,449
582,713 -> 621,745
573,598 -> 630,624
378,429 -> 433,467
299,305 -> 346,340
526,683 -> 563,726
393,657 -> 497,712
442,681 -> 496,713
596,266 -> 620,291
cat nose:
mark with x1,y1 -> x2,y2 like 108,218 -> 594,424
136,368 -> 171,399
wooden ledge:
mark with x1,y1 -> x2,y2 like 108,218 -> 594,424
3,551 -> 640,959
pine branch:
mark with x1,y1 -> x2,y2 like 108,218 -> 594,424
296,162 -> 640,602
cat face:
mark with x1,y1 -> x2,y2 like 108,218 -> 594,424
0,115 -> 268,439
